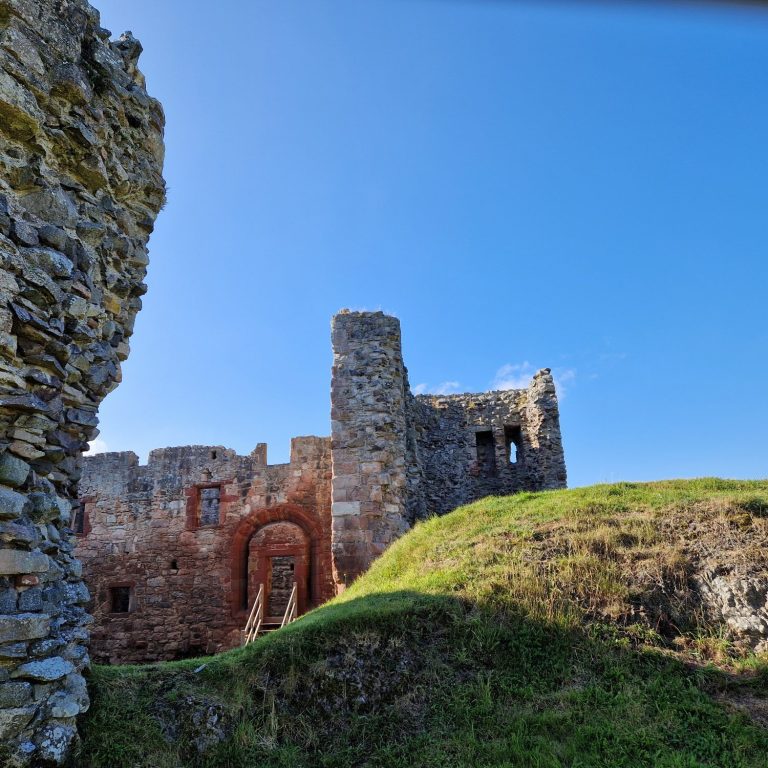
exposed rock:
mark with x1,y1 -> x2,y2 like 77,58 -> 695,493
695,570 -> 768,651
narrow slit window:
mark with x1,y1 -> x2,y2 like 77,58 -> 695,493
73,506 -> 85,535
110,586 -> 131,614
199,486 -> 221,526
475,430 -> 497,476
505,426 -> 523,465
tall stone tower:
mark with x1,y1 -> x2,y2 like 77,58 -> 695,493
0,1 -> 165,763
330,311 -> 411,586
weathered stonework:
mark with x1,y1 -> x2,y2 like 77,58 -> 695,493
0,0 -> 165,762
80,311 -> 565,663
330,312 -> 411,585
330,311 -> 567,583
78,440 -> 334,664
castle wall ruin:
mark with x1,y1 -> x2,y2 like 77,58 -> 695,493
79,310 -> 566,664
77,440 -> 334,664
330,310 -> 567,583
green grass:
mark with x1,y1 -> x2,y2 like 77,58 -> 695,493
70,479 -> 768,767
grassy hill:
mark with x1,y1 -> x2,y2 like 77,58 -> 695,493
70,480 -> 768,768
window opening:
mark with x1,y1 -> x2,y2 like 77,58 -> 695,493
505,426 -> 523,465
475,430 -> 497,476
199,486 -> 221,526
110,586 -> 131,613
73,506 -> 85,535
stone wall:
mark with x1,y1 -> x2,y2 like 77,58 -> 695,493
330,311 -> 411,587
0,0 -> 165,762
330,312 -> 566,582
406,370 -> 567,519
77,439 -> 333,663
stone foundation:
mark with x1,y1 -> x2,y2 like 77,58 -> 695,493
0,0 -> 165,762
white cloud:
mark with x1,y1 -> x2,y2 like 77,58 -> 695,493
412,381 -> 461,396
434,381 -> 460,395
85,438 -> 108,456
491,362 -> 536,391
491,363 -> 576,399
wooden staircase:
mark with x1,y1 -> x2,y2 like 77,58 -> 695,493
242,582 -> 298,645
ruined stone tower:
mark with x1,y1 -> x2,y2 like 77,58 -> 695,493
330,310 -> 567,584
0,1 -> 165,763
330,312 -> 412,586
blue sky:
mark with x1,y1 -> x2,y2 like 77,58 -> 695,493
90,0 -> 767,488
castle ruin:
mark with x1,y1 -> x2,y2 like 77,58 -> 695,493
0,0 -> 564,762
78,311 -> 566,664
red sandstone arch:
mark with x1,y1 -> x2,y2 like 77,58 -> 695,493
230,504 -> 326,617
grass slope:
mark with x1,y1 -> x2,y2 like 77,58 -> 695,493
71,480 -> 768,768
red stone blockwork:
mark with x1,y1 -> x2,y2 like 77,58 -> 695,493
76,440 -> 333,664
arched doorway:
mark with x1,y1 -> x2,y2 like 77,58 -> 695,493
247,521 -> 309,620
230,504 -> 329,621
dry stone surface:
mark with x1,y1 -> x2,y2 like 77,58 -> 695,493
0,0 -> 165,762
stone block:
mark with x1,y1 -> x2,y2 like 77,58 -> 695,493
0,614 -> 50,643
0,487 -> 30,520
0,550 -> 49,575
332,501 -> 361,517
0,454 -> 30,487
11,656 -> 74,682
0,681 -> 33,708
0,642 -> 28,659
0,706 -> 37,740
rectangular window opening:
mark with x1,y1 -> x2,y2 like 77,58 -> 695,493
505,426 -> 523,465
199,486 -> 221,526
475,430 -> 497,476
73,506 -> 85,535
110,586 -> 131,614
